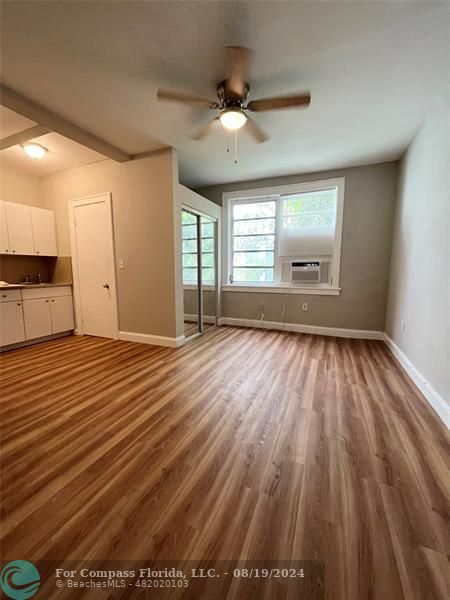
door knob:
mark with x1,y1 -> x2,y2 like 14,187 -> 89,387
103,284 -> 110,289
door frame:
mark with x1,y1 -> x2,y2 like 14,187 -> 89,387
68,192 -> 119,339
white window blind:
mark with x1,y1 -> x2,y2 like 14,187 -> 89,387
279,188 -> 337,257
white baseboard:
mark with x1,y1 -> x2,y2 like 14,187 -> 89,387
384,335 -> 449,429
0,331 -> 73,352
219,317 -> 384,340
184,314 -> 216,324
119,331 -> 185,348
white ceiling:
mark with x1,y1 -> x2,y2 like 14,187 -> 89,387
1,1 -> 447,187
0,106 -> 35,138
0,106 -> 105,176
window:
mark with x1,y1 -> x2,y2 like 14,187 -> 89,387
231,200 -> 276,283
224,178 -> 345,294
182,212 -> 215,284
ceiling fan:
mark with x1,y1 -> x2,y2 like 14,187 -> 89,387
156,46 -> 311,143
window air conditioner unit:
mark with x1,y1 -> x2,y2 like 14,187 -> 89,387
290,261 -> 321,284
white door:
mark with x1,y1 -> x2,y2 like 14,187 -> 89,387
4,201 -> 34,255
50,296 -> 75,333
31,207 -> 58,256
0,301 -> 26,346
0,201 -> 11,254
23,298 -> 53,340
70,194 -> 118,338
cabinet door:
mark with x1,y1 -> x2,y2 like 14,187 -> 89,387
0,301 -> 26,346
4,201 -> 34,255
23,298 -> 52,339
0,201 -> 11,254
50,295 -> 74,333
30,207 -> 58,256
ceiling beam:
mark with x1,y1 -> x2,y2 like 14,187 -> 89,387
0,125 -> 50,150
0,84 -> 131,162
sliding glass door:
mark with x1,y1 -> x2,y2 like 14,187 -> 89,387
182,209 -> 218,338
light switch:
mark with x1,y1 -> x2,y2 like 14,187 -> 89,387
119,258 -> 124,269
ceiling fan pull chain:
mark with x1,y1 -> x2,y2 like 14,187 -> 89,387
234,129 -> 238,164
226,132 -> 230,153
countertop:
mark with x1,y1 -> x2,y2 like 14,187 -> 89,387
0,283 -> 73,289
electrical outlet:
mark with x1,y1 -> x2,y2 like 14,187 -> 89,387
119,258 -> 124,269
400,320 -> 405,333
302,302 -> 308,311
258,303 -> 264,311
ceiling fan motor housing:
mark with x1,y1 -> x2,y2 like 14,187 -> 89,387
217,80 -> 249,108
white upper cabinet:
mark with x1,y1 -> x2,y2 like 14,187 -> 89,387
4,201 -> 35,255
0,201 -> 10,253
31,207 -> 57,256
0,201 -> 58,256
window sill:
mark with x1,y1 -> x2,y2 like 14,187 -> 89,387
183,284 -> 216,291
221,284 -> 341,296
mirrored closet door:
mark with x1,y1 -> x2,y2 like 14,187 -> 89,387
182,209 -> 218,339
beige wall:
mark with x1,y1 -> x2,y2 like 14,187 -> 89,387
0,161 -> 42,207
197,162 -> 398,331
40,150 -> 180,338
386,98 -> 449,409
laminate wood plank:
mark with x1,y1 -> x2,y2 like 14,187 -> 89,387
1,328 -> 449,600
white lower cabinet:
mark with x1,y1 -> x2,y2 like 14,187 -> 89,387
0,301 -> 26,346
1,286 -> 74,347
23,298 -> 53,339
22,287 -> 74,340
50,296 -> 75,333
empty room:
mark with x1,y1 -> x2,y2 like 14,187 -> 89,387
0,1 -> 448,599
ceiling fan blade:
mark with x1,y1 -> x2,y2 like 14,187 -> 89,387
247,93 -> 311,112
157,89 -> 218,108
191,118 -> 219,141
244,116 -> 269,144
225,46 -> 252,97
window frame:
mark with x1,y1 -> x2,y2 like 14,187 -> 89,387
222,177 -> 345,295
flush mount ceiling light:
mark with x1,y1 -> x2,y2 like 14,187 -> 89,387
22,142 -> 48,159
219,108 -> 248,131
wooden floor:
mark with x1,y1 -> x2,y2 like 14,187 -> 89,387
184,320 -> 199,337
184,320 -> 215,337
1,327 -> 449,599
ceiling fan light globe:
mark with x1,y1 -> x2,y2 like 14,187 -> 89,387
22,142 -> 48,159
219,109 -> 247,131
